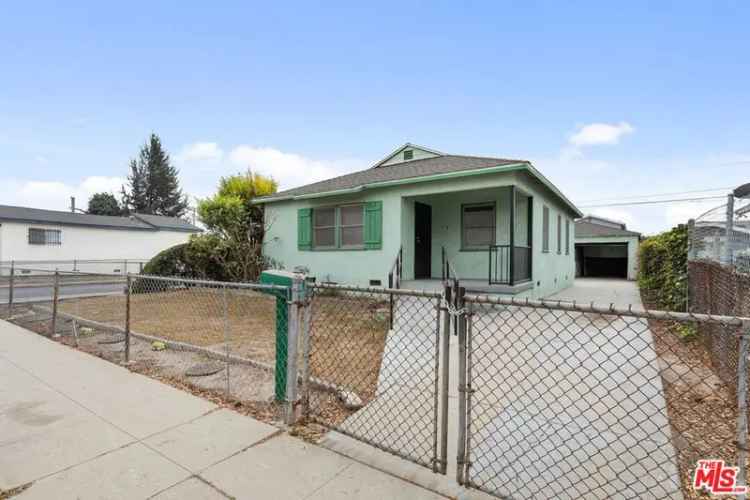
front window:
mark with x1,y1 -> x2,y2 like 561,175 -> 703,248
340,205 -> 364,247
462,203 -> 495,249
28,228 -> 62,246
313,208 -> 336,248
313,205 -> 364,249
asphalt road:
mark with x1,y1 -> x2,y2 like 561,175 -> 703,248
0,282 -> 125,303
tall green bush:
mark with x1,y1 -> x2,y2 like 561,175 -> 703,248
637,224 -> 688,311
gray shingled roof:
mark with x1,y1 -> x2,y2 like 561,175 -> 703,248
259,155 -> 524,200
131,213 -> 201,232
0,204 -> 201,232
575,220 -> 641,238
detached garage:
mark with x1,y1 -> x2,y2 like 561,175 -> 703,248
575,216 -> 641,280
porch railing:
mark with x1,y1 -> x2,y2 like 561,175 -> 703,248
489,245 -> 532,285
387,246 -> 403,329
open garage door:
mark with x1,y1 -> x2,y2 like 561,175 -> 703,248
575,243 -> 628,279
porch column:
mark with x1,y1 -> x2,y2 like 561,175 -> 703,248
509,186 -> 516,286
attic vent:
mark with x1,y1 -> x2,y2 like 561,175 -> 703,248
403,150 -> 413,160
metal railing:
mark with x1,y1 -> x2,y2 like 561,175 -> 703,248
488,244 -> 531,285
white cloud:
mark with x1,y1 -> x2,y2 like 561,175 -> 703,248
569,122 -> 634,147
665,199 -> 726,229
0,176 -> 125,212
174,142 -> 366,198
227,146 -> 348,189
178,142 -> 224,162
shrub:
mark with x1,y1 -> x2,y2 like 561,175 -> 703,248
637,224 -> 688,311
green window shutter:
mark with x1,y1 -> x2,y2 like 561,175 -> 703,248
363,201 -> 383,250
298,208 -> 312,250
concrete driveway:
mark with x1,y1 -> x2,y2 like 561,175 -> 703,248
0,319 -> 446,500
321,278 -> 680,499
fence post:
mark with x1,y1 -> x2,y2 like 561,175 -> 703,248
285,275 -> 303,425
725,194 -> 735,267
223,284 -> 230,398
388,272 -> 394,329
300,284 -> 313,418
51,271 -> 59,337
439,283 -> 452,474
737,320 -> 750,499
8,261 -> 15,317
124,274 -> 131,363
456,285 -> 468,485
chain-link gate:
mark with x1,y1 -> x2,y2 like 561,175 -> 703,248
302,283 -> 451,473
458,293 -> 750,500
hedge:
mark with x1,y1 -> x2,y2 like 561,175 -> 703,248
637,224 -> 688,311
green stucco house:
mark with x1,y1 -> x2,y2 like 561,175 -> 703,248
256,143 -> 582,298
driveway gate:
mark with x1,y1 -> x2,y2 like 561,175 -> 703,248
458,293 -> 749,500
301,281 -> 750,499
302,283 -> 450,473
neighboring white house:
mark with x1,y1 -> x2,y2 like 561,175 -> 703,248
574,215 -> 641,280
0,204 -> 201,272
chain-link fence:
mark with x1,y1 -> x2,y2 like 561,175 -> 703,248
302,283 -> 449,472
460,293 -> 749,500
5,265 -> 750,499
1,267 -> 294,422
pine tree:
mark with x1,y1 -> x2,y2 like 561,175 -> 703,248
121,134 -> 189,217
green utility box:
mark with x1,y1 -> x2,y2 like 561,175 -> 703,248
259,270 -> 297,401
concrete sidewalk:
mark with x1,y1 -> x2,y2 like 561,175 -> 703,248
0,319 -> 446,500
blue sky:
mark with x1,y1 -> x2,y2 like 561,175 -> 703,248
1,1 -> 748,233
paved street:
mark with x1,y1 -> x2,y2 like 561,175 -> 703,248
0,282 -> 125,303
0,319 -> 446,500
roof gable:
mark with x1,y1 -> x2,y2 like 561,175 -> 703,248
373,143 -> 443,168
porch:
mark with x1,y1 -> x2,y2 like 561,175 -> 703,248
395,185 -> 534,291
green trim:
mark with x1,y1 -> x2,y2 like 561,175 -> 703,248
364,201 -> 383,249
297,208 -> 312,250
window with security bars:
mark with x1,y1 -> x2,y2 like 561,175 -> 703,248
28,228 -> 62,245
565,218 -> 570,255
462,203 -> 495,249
557,214 -> 562,254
